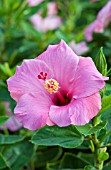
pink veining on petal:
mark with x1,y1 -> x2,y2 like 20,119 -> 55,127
14,92 -> 53,130
7,59 -> 53,102
72,57 -> 108,99
70,92 -> 101,125
37,40 -> 79,94
49,105 -> 71,127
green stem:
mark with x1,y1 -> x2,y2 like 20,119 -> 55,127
92,117 -> 104,170
3,128 -> 9,135
30,144 -> 38,170
90,139 -> 95,152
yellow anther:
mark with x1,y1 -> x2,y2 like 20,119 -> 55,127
44,79 -> 59,94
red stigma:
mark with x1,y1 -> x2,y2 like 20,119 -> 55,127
37,72 -> 47,81
40,72 -> 43,75
45,73 -> 47,77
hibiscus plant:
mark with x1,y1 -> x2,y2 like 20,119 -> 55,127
0,0 -> 111,170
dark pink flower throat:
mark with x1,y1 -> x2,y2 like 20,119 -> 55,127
37,71 -> 70,106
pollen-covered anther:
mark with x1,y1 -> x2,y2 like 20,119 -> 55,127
44,79 -> 59,94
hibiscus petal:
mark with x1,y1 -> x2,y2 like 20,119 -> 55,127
7,59 -> 53,102
46,117 -> 55,126
49,105 -> 71,127
72,57 -> 108,99
70,92 -> 101,125
37,40 -> 79,93
14,92 -> 53,130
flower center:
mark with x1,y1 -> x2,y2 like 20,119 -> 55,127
44,79 -> 59,94
37,72 -> 71,106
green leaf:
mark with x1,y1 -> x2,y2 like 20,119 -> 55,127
103,161 -> 111,170
0,88 -> 11,101
0,134 -> 24,144
98,95 -> 111,116
98,129 -> 107,142
0,153 -> 10,170
0,63 -> 12,77
1,141 -> 34,170
78,152 -> 94,165
0,116 -> 9,126
105,83 -> 111,96
31,125 -> 84,148
84,165 -> 96,170
36,147 -> 63,168
75,121 -> 107,136
0,79 -> 7,88
0,102 -> 7,116
24,1 -> 47,18
59,153 -> 89,169
75,124 -> 91,136
47,161 -> 61,170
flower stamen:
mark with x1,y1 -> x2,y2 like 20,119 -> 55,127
44,79 -> 59,94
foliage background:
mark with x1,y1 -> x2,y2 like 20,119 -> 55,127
0,0 -> 111,170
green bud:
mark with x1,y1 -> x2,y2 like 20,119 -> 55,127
98,151 -> 109,161
94,47 -> 107,76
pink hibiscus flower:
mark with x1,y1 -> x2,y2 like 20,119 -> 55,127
0,102 -> 22,131
69,40 -> 89,55
84,1 -> 111,41
7,40 -> 108,130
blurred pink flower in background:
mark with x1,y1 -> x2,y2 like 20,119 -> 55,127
43,15 -> 62,31
84,1 -> 111,41
30,2 -> 62,32
95,1 -> 111,32
47,2 -> 58,15
69,40 -> 89,55
0,102 -> 22,131
30,14 -> 43,32
7,40 -> 108,130
90,0 -> 97,2
84,21 -> 97,41
27,0 -> 44,6
30,14 -> 62,32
